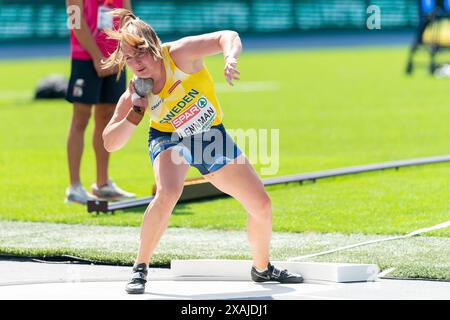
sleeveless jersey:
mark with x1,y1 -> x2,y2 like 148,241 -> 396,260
148,45 -> 223,137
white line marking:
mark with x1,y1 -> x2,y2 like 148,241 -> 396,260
288,220 -> 450,261
378,268 -> 396,278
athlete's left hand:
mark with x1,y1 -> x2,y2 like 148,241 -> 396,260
224,57 -> 241,86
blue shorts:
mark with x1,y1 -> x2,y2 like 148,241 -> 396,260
148,124 -> 242,175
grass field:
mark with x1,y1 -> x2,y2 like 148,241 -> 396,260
0,46 -> 449,278
1,221 -> 448,280
1,47 -> 450,232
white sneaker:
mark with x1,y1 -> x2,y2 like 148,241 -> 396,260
65,182 -> 97,204
91,179 -> 136,201
434,64 -> 450,78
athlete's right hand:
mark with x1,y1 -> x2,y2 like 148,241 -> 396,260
128,80 -> 149,115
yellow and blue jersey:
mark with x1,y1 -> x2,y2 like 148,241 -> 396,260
148,45 -> 223,137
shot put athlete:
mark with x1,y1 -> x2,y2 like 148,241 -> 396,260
101,9 -> 304,294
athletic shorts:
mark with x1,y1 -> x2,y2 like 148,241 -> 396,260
66,59 -> 126,105
148,124 -> 242,175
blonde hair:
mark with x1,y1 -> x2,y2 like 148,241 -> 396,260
102,9 -> 163,80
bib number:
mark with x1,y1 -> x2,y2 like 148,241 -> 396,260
170,96 -> 217,138
97,6 -> 113,30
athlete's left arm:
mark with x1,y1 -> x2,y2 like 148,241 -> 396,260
171,30 -> 242,86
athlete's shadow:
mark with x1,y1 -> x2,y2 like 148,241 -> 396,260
144,283 -> 296,300
172,203 -> 196,216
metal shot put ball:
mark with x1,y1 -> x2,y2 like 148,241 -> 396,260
133,77 -> 153,97
132,77 -> 153,113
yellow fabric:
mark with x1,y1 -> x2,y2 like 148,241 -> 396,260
148,45 -> 223,135
422,20 -> 450,46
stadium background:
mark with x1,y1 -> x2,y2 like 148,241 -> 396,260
0,0 -> 418,43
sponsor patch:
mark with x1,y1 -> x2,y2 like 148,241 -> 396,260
151,98 -> 163,111
170,95 -> 216,138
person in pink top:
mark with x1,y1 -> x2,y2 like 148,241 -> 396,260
65,0 -> 135,204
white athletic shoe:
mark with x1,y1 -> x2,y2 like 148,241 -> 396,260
91,179 -> 136,201
434,64 -> 450,78
65,182 -> 97,204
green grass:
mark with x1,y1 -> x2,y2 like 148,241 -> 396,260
1,221 -> 448,280
2,163 -> 450,237
1,47 -> 450,238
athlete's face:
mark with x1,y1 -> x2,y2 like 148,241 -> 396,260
122,42 -> 156,78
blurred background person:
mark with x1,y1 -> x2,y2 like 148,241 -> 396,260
65,0 -> 135,204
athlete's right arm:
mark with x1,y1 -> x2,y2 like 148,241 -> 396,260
103,82 -> 149,152
66,0 -> 115,77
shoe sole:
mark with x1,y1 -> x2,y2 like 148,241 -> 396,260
65,198 -> 88,205
281,278 -> 304,284
252,279 -> 304,284
252,275 -> 304,284
251,276 -> 273,283
126,288 -> 145,294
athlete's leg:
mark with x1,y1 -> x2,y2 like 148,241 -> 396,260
202,154 -> 272,270
134,148 -> 190,265
93,103 -> 115,187
67,103 -> 93,186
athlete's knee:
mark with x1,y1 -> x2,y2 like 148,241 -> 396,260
71,111 -> 92,132
71,120 -> 90,133
249,192 -> 272,221
95,113 -> 113,126
259,194 -> 272,218
95,106 -> 115,124
154,186 -> 183,208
